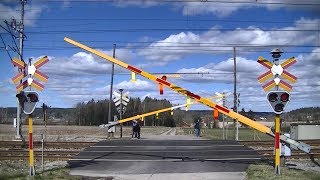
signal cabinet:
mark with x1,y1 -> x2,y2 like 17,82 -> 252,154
290,123 -> 320,140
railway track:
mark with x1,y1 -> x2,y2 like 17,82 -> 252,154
0,141 -> 95,160
0,140 -> 96,149
239,139 -> 320,160
239,139 -> 320,147
1,140 -> 319,160
0,149 -> 80,160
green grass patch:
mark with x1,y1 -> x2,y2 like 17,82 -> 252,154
0,167 -> 86,180
247,164 -> 320,180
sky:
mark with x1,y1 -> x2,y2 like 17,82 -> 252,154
0,0 -> 319,112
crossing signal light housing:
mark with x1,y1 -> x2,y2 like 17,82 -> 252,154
16,91 -> 39,115
267,91 -> 290,114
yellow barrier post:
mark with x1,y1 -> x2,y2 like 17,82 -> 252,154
274,114 -> 281,174
28,114 -> 35,176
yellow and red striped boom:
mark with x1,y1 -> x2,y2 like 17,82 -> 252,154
64,37 -> 313,153
104,104 -> 187,127
64,37 -> 271,134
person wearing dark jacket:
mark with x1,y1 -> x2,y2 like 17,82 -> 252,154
132,120 -> 140,139
194,120 -> 201,137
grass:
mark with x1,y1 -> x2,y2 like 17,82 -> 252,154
183,127 -> 273,141
0,167 -> 86,180
247,164 -> 320,180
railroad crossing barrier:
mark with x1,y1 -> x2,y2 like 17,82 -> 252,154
64,37 -> 311,154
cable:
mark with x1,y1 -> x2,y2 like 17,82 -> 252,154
3,18 -> 317,25
20,44 -> 320,54
0,34 -> 13,61
22,39 -> 320,48
22,28 -> 319,34
41,0 -> 320,6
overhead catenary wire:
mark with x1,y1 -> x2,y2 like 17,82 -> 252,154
19,28 -> 319,34
0,17 -> 317,25
17,45 -> 320,54
20,39 -> 320,48
34,0 -> 320,6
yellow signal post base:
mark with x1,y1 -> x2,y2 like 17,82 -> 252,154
28,114 -> 35,176
274,114 -> 281,174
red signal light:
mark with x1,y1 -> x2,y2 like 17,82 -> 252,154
280,93 -> 289,102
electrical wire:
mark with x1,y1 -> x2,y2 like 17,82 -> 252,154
21,28 -> 319,35
41,0 -> 320,6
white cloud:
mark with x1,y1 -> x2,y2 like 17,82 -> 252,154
106,0 -> 320,17
40,48 -> 135,77
40,53 -> 111,76
174,48 -> 320,111
177,56 -> 262,84
181,1 -> 249,17
112,0 -> 160,7
138,32 -> 200,61
0,2 -> 45,28
138,18 -> 319,63
116,79 -> 155,91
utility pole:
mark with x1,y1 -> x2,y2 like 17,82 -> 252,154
107,44 -> 116,138
15,0 -> 27,139
222,92 -> 226,140
233,47 -> 239,140
119,89 -> 123,138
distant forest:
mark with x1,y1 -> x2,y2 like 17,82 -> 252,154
0,97 -> 319,126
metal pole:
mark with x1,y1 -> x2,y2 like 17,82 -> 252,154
143,102 -> 146,126
222,114 -> 225,140
41,133 -> 44,172
16,0 -> 26,140
119,89 -> 123,138
222,92 -> 226,140
233,47 -> 239,141
107,44 -> 116,138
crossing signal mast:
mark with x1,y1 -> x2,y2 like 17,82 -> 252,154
257,48 -> 297,174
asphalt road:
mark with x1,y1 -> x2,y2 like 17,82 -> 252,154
68,131 -> 263,179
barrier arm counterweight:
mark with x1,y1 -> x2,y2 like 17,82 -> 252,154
64,37 -> 311,153
102,104 -> 188,127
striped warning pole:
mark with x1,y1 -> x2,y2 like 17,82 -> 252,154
28,114 -> 35,176
275,114 -> 281,174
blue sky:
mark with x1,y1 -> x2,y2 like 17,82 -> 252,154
0,0 -> 319,112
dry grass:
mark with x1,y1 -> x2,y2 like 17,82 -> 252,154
0,124 -> 171,142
